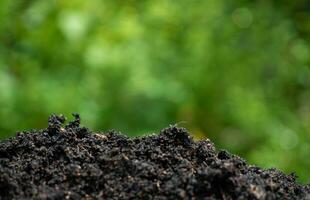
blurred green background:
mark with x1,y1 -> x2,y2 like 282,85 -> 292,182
0,0 -> 309,182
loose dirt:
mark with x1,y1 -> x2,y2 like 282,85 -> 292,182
0,114 -> 309,199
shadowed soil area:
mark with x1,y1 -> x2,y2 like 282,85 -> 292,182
0,114 -> 309,199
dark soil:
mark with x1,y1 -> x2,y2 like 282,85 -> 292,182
0,114 -> 309,200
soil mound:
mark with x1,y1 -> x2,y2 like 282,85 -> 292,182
0,114 -> 309,200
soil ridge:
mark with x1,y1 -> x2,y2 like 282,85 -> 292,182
0,114 -> 309,199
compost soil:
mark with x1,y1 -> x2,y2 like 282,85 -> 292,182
0,114 -> 309,200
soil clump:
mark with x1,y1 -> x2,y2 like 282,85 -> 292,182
0,114 -> 309,199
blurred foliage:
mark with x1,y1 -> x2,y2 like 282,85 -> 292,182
0,0 -> 309,182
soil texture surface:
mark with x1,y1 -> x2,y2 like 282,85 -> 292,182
0,114 -> 309,200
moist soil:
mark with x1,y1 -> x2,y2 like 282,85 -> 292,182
0,114 -> 309,200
